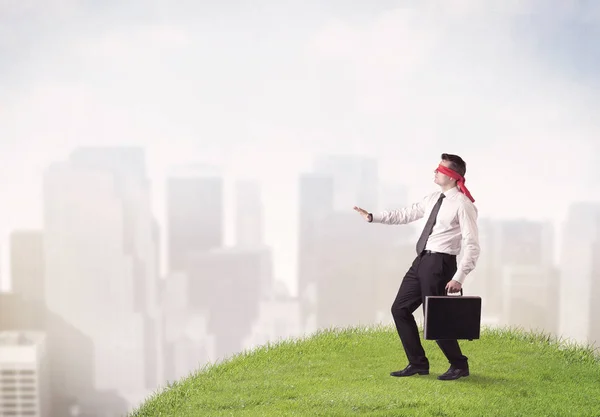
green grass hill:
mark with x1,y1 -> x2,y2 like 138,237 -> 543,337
130,325 -> 600,416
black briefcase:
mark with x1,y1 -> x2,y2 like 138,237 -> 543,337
423,290 -> 481,340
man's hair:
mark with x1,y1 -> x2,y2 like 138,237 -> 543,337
441,153 -> 466,177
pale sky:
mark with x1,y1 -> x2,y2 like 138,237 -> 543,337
1,0 -> 599,291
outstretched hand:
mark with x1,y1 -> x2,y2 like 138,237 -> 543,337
353,206 -> 370,221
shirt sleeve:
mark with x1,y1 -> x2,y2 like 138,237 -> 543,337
452,201 -> 481,284
371,193 -> 430,225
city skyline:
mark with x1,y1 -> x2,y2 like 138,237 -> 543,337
0,146 -> 590,294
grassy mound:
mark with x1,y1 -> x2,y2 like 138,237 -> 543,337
131,325 -> 600,416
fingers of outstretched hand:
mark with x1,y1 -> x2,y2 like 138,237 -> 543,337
353,206 -> 370,221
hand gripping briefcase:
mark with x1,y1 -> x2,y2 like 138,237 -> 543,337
423,290 -> 482,341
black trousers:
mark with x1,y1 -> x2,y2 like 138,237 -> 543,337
391,251 -> 468,369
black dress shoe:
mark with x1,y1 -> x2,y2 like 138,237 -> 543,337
390,364 -> 429,377
437,366 -> 469,380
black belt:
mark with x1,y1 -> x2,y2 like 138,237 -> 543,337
421,249 -> 455,256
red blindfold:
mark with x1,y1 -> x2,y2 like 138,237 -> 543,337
436,165 -> 475,203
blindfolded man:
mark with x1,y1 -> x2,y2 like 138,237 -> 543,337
354,153 -> 480,381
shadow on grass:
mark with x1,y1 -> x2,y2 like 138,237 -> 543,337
456,374 -> 510,386
398,373 -> 509,386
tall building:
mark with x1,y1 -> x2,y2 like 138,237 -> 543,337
234,180 -> 264,247
43,147 -> 160,406
473,219 -> 555,322
559,202 -> 600,344
243,281 -> 302,350
311,211 -> 402,329
492,220 -> 554,267
0,293 -> 125,417
501,265 -> 559,334
0,294 -> 45,332
186,248 -> 266,358
167,174 -> 224,272
10,230 -> 44,303
0,331 -> 50,417
297,173 -> 334,331
160,271 -> 216,384
66,147 -> 160,316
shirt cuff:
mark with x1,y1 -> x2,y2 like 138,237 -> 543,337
370,212 -> 382,223
452,270 -> 467,285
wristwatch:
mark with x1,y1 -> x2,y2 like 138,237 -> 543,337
367,213 -> 373,222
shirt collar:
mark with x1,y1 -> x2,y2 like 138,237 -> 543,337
443,186 -> 460,198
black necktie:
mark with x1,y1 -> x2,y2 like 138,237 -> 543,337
415,194 -> 445,254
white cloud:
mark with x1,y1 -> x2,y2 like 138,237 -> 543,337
307,4 -> 596,157
74,24 -> 190,62
0,1 -> 599,222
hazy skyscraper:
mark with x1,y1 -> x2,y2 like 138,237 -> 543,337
501,264 -> 559,334
234,180 -> 264,247
186,248 -> 265,358
559,202 -> 600,344
10,230 -> 44,303
472,219 -> 555,321
160,271 -> 216,383
0,331 -> 50,417
70,146 -> 162,391
297,173 -> 334,331
167,174 -> 224,272
67,147 -> 161,316
243,280 -> 302,350
43,147 -> 159,406
311,211 -> 382,328
492,220 -> 554,267
0,292 -> 99,416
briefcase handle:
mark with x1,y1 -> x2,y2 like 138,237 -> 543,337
445,289 -> 463,296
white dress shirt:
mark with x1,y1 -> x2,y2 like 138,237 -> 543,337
371,186 -> 480,284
